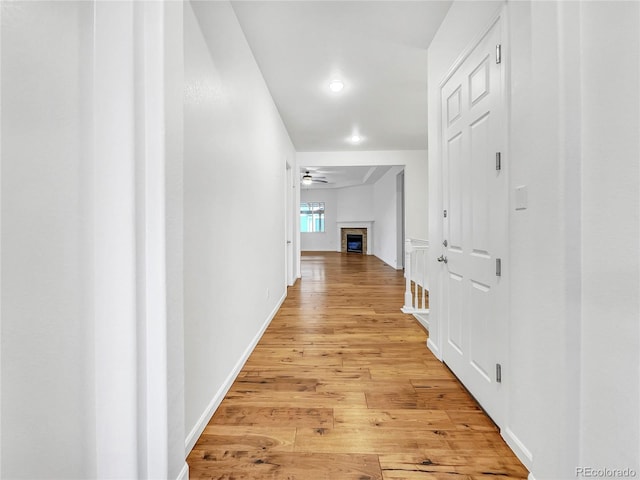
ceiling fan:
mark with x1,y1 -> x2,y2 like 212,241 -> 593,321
301,170 -> 328,185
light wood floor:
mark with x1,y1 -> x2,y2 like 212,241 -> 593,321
187,252 -> 528,480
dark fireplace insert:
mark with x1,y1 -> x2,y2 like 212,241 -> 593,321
346,234 -> 363,253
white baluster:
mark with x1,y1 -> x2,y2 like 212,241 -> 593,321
421,249 -> 426,310
403,239 -> 413,312
402,239 -> 430,314
416,250 -> 420,310
413,249 -> 420,310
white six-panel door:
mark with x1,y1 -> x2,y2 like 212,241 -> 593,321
440,17 -> 507,425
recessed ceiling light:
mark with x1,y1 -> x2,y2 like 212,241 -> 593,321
350,134 -> 362,143
329,80 -> 344,92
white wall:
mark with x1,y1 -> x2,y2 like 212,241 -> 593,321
428,1 -> 640,478
374,167 -> 404,268
298,150 -> 428,241
183,0 -> 295,453
1,3 -> 92,477
162,2 -> 187,477
300,188 -> 338,251
336,185 -> 374,223
579,1 -> 639,472
1,2 -> 187,478
507,3 -> 580,475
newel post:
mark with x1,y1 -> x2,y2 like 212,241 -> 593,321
402,239 -> 414,312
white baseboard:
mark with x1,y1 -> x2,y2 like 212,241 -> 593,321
176,462 -> 189,480
503,427 -> 534,466
184,291 -> 287,454
427,337 -> 442,360
413,311 -> 429,330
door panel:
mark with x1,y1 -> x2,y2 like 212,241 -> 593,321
446,132 -> 464,251
447,86 -> 462,125
470,56 -> 491,105
440,17 -> 506,426
447,272 -> 464,354
469,280 -> 492,382
470,112 -> 491,254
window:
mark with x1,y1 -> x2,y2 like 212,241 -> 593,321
300,202 -> 325,233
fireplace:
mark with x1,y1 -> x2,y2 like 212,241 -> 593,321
340,227 -> 368,254
346,234 -> 363,253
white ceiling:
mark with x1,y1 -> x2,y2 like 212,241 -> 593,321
231,1 -> 452,153
300,165 -> 394,189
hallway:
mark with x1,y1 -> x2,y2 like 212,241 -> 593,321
187,252 -> 528,479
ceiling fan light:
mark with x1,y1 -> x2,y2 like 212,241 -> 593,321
302,174 -> 313,185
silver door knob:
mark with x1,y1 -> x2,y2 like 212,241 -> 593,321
437,255 -> 448,264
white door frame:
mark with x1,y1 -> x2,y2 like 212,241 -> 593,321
396,170 -> 405,269
285,159 -> 296,286
93,2 -> 186,477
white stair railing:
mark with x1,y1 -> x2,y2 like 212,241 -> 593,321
401,238 -> 429,316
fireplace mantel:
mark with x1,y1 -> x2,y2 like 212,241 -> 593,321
336,221 -> 373,255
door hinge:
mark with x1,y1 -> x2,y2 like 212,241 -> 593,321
496,363 -> 502,383
496,152 -> 502,171
496,258 -> 502,277
443,209 -> 448,218
496,44 -> 502,64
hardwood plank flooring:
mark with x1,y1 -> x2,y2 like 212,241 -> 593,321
187,252 -> 528,480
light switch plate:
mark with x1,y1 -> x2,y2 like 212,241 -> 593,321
515,185 -> 528,210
